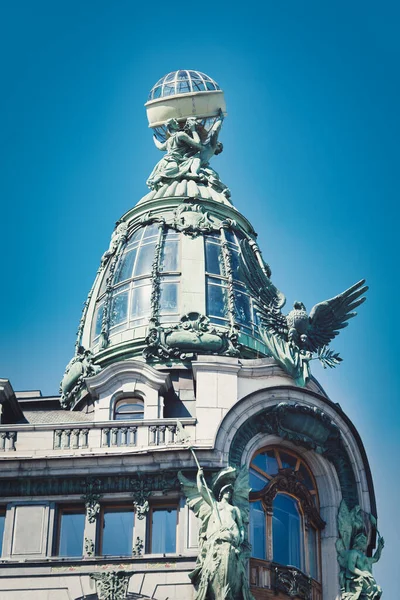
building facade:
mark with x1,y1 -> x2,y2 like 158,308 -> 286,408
0,71 -> 383,600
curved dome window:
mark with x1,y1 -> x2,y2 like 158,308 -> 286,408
249,447 -> 322,585
114,398 -> 144,421
204,230 -> 260,336
148,70 -> 220,101
91,225 -> 181,344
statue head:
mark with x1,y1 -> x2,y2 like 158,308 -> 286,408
293,301 -> 306,311
354,532 -> 368,551
185,117 -> 197,131
218,484 -> 233,501
166,118 -> 180,133
215,141 -> 223,155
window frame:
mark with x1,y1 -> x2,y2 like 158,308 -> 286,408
54,505 -> 86,558
146,503 -> 179,555
114,397 -> 145,421
249,446 -> 322,582
97,504 -> 136,557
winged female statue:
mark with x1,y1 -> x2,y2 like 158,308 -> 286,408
336,500 -> 384,600
178,465 -> 254,600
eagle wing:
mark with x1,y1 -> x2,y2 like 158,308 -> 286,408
306,279 -> 368,353
239,238 -> 286,309
257,306 -> 289,340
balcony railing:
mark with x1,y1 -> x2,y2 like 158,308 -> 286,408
250,559 -> 322,600
0,419 -> 196,456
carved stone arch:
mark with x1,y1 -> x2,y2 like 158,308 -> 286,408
214,386 -> 375,517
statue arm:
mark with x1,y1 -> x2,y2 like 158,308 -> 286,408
197,468 -> 213,507
234,506 -> 245,543
347,550 -> 374,580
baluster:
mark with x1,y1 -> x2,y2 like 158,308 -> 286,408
81,428 -> 89,448
120,427 -> 128,446
8,432 -> 16,451
167,424 -> 176,444
111,427 -> 118,446
0,432 -> 7,451
149,425 -> 158,445
128,426 -> 137,446
64,430 -> 71,449
54,429 -> 62,449
72,429 -> 80,449
102,427 -> 110,447
159,425 -> 166,444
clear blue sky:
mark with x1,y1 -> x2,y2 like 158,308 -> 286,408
0,0 -> 398,594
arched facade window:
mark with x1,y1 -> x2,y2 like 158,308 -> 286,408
114,398 -> 144,421
249,447 -> 324,586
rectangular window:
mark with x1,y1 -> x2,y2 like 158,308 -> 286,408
0,510 -> 5,557
100,507 -> 134,556
149,506 -> 177,554
57,508 -> 85,557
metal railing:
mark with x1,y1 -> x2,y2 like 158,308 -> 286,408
249,559 -> 322,600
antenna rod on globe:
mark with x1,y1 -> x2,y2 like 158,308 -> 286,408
176,421 -> 221,525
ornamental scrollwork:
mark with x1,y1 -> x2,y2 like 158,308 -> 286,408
90,570 -> 133,600
59,346 -> 101,409
143,312 -> 239,361
82,477 -> 102,524
272,564 -> 312,600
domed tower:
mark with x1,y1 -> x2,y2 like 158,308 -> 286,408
49,71 -> 381,600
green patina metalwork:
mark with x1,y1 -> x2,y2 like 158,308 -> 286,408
146,112 -> 230,199
0,471 -> 182,498
239,237 -> 368,386
336,500 -> 384,599
179,465 -> 254,600
229,402 -> 359,510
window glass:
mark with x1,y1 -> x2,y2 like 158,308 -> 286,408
230,250 -> 241,280
131,283 -> 151,320
135,242 -> 156,276
272,494 -> 303,569
250,501 -> 266,559
109,291 -> 129,328
224,229 -> 237,246
151,508 -> 177,553
143,223 -> 160,239
115,399 -> 144,421
252,449 -> 279,476
279,451 -> 298,471
205,239 -> 224,275
58,511 -> 85,557
249,468 -> 268,491
127,228 -> 144,246
102,509 -> 134,556
115,248 -> 137,283
94,304 -> 104,338
160,234 -> 179,272
160,281 -> 178,314
206,282 -> 227,318
234,287 -> 252,325
0,513 -> 5,556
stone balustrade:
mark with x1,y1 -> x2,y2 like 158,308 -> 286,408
0,419 -> 196,456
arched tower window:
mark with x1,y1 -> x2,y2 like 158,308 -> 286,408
114,398 -> 144,421
249,447 -> 324,590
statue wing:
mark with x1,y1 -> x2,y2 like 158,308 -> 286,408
258,306 -> 289,341
336,500 -> 353,565
306,279 -> 368,353
232,466 -> 252,526
239,239 -> 286,309
178,472 -> 213,527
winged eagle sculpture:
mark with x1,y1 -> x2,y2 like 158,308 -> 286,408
239,238 -> 368,386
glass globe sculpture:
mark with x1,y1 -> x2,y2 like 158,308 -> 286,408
145,70 -> 226,142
